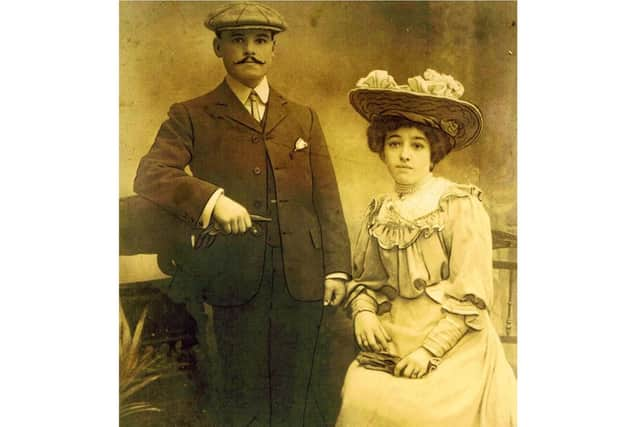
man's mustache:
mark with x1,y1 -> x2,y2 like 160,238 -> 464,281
235,56 -> 266,65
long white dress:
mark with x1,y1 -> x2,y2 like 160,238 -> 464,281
336,176 -> 516,427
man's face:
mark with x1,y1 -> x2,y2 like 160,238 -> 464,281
214,29 -> 275,88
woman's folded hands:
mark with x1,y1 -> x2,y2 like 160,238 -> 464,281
354,311 -> 440,379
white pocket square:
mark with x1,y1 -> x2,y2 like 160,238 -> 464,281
294,138 -> 309,151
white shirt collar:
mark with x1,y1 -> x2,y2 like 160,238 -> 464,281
225,75 -> 270,105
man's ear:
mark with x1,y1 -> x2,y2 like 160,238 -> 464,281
213,38 -> 222,58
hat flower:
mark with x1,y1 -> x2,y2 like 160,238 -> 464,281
356,70 -> 401,90
407,69 -> 465,99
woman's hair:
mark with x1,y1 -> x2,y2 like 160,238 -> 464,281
366,116 -> 454,169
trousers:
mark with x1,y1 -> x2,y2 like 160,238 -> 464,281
192,245 -> 324,426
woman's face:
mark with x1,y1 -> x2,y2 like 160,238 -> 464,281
382,127 -> 432,186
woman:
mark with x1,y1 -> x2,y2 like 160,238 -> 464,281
336,69 -> 516,426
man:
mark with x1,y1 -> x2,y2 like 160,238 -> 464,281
133,2 -> 351,426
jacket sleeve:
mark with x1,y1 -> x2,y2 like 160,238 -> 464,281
133,103 -> 219,227
308,108 -> 352,277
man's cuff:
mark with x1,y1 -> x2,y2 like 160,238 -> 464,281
198,188 -> 224,228
325,272 -> 350,281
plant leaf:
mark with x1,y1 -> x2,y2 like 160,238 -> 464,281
120,373 -> 162,402
126,306 -> 149,374
120,401 -> 162,418
120,353 -> 163,394
119,302 -> 131,355
120,350 -> 161,390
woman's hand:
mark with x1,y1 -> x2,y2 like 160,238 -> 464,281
394,347 -> 432,379
354,311 -> 391,352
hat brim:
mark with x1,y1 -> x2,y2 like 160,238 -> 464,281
206,23 -> 286,33
349,88 -> 483,151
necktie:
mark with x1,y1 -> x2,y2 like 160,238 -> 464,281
249,91 -> 262,123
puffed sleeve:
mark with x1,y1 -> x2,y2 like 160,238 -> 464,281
425,191 -> 494,330
344,197 -> 393,316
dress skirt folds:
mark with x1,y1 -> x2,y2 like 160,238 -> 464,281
336,176 -> 516,427
336,296 -> 516,427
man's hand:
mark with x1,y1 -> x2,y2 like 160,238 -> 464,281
354,311 -> 391,353
212,195 -> 252,234
323,278 -> 346,306
393,347 -> 431,379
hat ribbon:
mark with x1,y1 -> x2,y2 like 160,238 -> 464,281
381,110 -> 460,139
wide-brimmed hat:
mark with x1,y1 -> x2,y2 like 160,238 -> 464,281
349,69 -> 483,151
205,2 -> 288,34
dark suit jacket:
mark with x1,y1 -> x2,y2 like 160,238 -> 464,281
134,81 -> 351,306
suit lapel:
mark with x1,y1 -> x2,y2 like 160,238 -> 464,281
204,81 -> 262,133
264,88 -> 288,134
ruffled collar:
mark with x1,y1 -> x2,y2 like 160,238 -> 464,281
366,177 -> 482,249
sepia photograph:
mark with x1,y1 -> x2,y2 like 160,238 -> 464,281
9,1 -> 640,427
119,1 -> 516,425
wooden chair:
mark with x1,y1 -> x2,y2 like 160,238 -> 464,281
491,229 -> 517,375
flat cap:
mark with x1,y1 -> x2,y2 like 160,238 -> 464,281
205,2 -> 288,34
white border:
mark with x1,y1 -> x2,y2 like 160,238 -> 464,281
2,1 -> 640,425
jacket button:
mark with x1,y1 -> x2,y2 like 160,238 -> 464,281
253,167 -> 262,175
252,136 -> 261,144
253,200 -> 262,208
250,224 -> 263,237
413,278 -> 426,290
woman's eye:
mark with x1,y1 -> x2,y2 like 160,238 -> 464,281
412,143 -> 424,150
